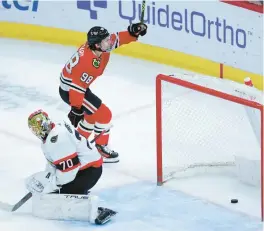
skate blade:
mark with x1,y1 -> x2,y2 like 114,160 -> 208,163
103,157 -> 119,163
95,208 -> 118,225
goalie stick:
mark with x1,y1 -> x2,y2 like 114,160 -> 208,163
0,125 -> 113,212
0,191 -> 32,212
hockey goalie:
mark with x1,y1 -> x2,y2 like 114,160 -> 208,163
25,109 -> 116,225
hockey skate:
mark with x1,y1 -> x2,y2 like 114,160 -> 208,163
95,207 -> 117,225
95,144 -> 119,163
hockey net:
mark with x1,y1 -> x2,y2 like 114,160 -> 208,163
156,74 -> 263,218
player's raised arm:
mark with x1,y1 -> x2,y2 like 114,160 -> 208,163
111,23 -> 148,50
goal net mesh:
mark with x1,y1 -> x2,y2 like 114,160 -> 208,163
158,74 -> 262,184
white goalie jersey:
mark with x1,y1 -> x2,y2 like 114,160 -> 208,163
41,120 -> 103,186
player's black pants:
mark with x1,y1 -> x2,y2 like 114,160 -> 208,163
59,87 -> 102,115
55,166 -> 102,195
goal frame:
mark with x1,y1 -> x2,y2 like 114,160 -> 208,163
156,74 -> 264,219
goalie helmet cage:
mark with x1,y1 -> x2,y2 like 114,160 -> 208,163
155,74 -> 264,220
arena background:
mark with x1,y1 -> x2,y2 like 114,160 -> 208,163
0,0 -> 263,89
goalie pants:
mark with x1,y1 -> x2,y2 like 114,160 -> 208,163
55,166 -> 102,195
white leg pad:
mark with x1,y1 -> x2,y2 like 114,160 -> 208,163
32,193 -> 99,222
88,195 -> 99,223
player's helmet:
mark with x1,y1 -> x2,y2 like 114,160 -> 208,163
87,26 -> 110,51
28,109 -> 53,141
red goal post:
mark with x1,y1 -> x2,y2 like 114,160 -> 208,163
156,74 -> 264,219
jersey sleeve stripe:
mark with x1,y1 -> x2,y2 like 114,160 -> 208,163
60,77 -> 71,86
71,83 -> 86,93
61,72 -> 86,93
60,75 -> 86,95
70,86 -> 86,94
60,74 -> 72,91
61,73 -> 72,83
82,101 -> 96,114
83,99 -> 98,111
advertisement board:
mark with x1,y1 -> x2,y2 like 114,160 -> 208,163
0,0 -> 263,75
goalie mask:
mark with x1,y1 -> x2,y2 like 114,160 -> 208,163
28,109 -> 53,141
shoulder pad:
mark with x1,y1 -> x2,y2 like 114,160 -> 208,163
50,135 -> 58,143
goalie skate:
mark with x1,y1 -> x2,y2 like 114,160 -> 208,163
95,144 -> 119,163
95,207 -> 117,225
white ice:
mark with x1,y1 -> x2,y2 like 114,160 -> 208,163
0,38 -> 262,231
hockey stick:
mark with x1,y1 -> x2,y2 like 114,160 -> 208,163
90,124 -> 113,144
0,192 -> 32,212
140,0 -> 146,23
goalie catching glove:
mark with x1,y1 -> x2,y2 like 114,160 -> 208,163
127,22 -> 147,38
25,171 -> 60,195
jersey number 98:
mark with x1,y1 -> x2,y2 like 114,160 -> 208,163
80,73 -> 94,84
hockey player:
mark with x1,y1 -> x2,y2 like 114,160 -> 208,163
59,23 -> 147,163
26,109 -> 116,224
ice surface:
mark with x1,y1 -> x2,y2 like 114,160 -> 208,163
0,38 -> 262,231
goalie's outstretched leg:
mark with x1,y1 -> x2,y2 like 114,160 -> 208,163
31,193 -> 117,225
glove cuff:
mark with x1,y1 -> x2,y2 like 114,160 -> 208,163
71,107 -> 84,116
127,25 -> 139,38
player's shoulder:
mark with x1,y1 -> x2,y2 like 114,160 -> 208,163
45,121 -> 72,145
78,42 -> 92,58
42,121 -> 77,162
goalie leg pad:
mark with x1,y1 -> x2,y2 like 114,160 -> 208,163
32,193 -> 99,223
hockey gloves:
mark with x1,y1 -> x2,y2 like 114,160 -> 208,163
68,107 -> 84,128
128,23 -> 148,38
25,171 -> 60,195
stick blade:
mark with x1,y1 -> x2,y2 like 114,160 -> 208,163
0,201 -> 13,212
11,192 -> 32,212
0,192 -> 32,212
